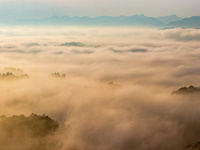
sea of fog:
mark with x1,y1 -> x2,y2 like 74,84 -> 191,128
0,26 -> 200,150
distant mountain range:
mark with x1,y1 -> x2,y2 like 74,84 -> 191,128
1,14 -> 200,28
10,14 -> 164,27
156,14 -> 182,24
168,16 -> 200,28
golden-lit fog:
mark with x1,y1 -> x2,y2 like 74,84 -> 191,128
1,26 -> 200,150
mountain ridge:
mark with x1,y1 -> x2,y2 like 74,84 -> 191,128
11,14 -> 164,27
168,16 -> 200,28
2,14 -> 200,28
156,14 -> 182,24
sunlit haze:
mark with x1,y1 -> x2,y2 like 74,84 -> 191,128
1,1 -> 200,150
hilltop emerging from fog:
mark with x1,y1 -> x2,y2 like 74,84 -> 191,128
172,85 -> 200,95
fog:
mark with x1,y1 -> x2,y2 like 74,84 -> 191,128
1,26 -> 200,150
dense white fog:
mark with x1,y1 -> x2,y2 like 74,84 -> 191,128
1,26 -> 200,150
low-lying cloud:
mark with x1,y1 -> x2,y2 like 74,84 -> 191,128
110,47 -> 148,53
0,26 -> 200,150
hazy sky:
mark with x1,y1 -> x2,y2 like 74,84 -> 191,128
0,0 -> 200,22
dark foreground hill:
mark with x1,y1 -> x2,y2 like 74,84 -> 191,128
0,114 -> 60,150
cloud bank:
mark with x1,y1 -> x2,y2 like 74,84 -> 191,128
0,27 -> 200,150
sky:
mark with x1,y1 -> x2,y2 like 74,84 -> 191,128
0,0 -> 200,22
